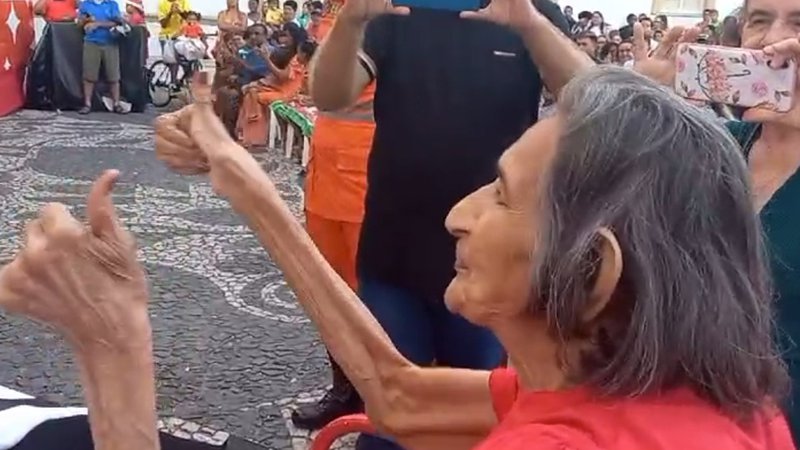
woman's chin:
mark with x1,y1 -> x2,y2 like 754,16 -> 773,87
444,279 -> 465,315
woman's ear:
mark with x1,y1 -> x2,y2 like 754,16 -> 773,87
581,227 -> 623,323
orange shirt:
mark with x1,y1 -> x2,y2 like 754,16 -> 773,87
43,0 -> 77,21
305,83 -> 376,223
478,368 -> 794,450
181,22 -> 204,38
308,16 -> 334,42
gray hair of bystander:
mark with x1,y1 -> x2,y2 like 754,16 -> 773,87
533,66 -> 787,420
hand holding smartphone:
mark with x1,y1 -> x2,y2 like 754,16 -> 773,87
392,0 -> 480,12
674,44 -> 797,112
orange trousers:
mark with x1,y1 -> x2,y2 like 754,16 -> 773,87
305,211 -> 362,290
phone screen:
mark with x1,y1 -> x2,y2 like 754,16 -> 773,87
393,0 -> 480,12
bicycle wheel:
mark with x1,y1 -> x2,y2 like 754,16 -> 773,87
148,60 -> 173,108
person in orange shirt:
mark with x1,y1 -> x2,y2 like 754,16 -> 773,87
305,1 -> 327,42
179,11 -> 205,39
237,37 -> 314,148
33,0 -> 78,22
291,82 -> 375,430
291,1 -> 372,430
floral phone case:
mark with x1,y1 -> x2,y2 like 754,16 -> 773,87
675,44 -> 797,112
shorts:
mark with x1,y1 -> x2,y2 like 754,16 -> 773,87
82,42 -> 120,83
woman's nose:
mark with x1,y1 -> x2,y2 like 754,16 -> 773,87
763,22 -> 798,46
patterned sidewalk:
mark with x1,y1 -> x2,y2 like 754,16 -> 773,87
0,110 -> 355,449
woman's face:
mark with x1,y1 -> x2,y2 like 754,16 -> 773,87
597,35 -> 607,47
618,42 -> 634,63
226,0 -> 237,9
741,0 -> 800,49
740,0 -> 800,126
444,118 -> 562,326
607,44 -> 619,62
591,13 -> 602,26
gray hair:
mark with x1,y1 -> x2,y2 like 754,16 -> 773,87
532,66 -> 786,418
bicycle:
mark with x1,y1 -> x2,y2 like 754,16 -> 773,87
147,55 -> 203,108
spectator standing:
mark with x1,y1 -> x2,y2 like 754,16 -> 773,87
588,10 -> 611,37
158,0 -> 189,86
77,0 -> 125,114
263,0 -> 283,26
244,0 -> 260,24
158,0 -> 189,43
575,32 -> 598,60
125,0 -> 145,25
618,13 -> 637,40
571,10 -> 591,35
33,0 -> 77,22
310,0 -> 579,447
562,5 -> 575,31
283,0 -> 300,25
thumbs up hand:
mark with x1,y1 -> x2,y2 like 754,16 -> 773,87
0,170 -> 150,349
155,72 -> 264,198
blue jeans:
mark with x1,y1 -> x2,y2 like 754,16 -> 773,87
354,276 -> 504,450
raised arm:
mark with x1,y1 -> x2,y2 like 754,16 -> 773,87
154,84 -> 501,448
0,171 -> 159,450
462,0 -> 592,98
309,0 -> 407,110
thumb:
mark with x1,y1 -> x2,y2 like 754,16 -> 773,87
190,72 -> 234,151
0,260 -> 22,311
87,169 -> 122,238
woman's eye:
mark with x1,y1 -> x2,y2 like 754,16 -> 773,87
494,185 -> 506,206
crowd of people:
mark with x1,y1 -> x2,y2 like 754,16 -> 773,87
7,0 -> 800,449
563,7 -> 741,66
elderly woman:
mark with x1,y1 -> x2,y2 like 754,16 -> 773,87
632,0 -> 800,440
1,68 -> 793,450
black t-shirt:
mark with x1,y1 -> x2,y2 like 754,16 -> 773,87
356,1 -> 569,300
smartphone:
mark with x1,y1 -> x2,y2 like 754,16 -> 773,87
675,44 -> 797,112
392,0 -> 480,12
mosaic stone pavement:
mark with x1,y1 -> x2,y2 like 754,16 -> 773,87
0,110 -> 357,449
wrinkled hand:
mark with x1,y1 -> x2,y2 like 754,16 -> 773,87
154,73 -> 252,195
632,23 -> 700,87
337,0 -> 408,27
743,34 -> 800,126
460,0 -> 540,32
0,170 -> 149,349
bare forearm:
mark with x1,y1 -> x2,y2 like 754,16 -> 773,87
519,13 -> 593,97
74,318 -> 159,450
215,151 -> 410,412
309,18 -> 366,110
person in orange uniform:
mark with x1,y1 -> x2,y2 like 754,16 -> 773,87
290,1 -> 374,430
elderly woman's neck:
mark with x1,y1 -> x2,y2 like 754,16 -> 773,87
760,122 -> 800,148
494,316 -> 571,392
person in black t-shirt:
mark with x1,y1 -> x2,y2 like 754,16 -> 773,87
309,0 -> 589,446
618,13 -> 637,41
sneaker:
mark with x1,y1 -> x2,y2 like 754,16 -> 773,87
78,106 -> 91,115
113,103 -> 128,114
